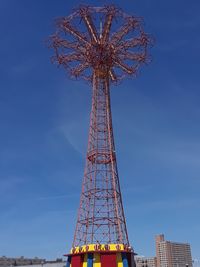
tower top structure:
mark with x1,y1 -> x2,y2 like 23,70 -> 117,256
49,5 -> 152,82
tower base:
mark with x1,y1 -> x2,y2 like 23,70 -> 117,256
65,244 -> 136,267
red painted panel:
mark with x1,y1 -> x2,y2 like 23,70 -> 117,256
71,255 -> 83,267
101,254 -> 117,267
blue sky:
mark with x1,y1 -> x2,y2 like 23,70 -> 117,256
0,0 -> 200,261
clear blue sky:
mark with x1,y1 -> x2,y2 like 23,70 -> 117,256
0,0 -> 199,261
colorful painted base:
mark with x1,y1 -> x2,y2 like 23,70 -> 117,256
65,244 -> 135,267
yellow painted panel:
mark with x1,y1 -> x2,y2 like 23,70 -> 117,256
116,253 -> 123,267
93,253 -> 101,267
83,254 -> 88,267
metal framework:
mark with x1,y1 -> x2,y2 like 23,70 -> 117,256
49,5 -> 152,248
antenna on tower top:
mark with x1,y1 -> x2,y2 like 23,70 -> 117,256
100,19 -> 103,39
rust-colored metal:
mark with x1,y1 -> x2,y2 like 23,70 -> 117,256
49,5 -> 152,247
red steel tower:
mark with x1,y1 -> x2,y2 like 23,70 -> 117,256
49,5 -> 152,267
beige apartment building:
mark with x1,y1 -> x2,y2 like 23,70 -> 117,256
135,256 -> 157,267
156,234 -> 193,267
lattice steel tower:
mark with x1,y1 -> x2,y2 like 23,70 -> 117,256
49,5 -> 152,267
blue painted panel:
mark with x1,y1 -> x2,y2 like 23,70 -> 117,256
87,253 -> 93,267
122,253 -> 128,267
66,256 -> 71,267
